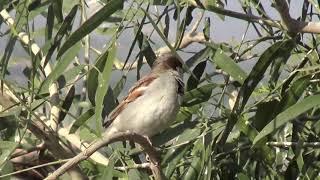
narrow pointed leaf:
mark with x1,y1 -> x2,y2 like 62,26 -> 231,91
52,0 -> 63,23
44,5 -> 78,66
185,47 -> 213,67
46,4 -> 54,41
237,40 -> 295,111
57,0 -> 124,58
58,85 -> 75,123
183,83 -> 216,107
69,108 -> 95,134
212,49 -> 247,84
253,94 -> 320,145
219,39 -> 296,146
186,60 -> 207,91
38,42 -> 81,94
276,75 -> 311,113
94,44 -> 117,133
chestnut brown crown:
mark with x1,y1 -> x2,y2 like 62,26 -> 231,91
152,53 -> 183,72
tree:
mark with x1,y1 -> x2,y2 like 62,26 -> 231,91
0,0 -> 320,179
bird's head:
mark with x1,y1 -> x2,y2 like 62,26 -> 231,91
152,53 -> 183,73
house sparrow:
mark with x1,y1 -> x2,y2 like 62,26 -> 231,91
103,53 -> 184,138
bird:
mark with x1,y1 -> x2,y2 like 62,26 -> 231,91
103,53 -> 184,139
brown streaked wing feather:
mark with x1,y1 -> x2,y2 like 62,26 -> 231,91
103,74 -> 158,128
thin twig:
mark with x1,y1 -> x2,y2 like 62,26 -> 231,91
267,141 -> 320,148
45,132 -> 163,180
114,162 -> 151,171
192,1 -> 320,34
0,159 -> 70,178
58,128 -> 110,166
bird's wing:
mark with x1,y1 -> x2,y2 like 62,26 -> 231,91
103,74 -> 158,128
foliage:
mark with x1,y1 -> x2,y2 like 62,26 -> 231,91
0,0 -> 320,179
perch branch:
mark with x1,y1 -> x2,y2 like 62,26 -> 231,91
34,113 -> 110,165
58,128 -> 110,165
45,132 -> 163,180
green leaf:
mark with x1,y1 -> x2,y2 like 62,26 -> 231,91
175,127 -> 202,145
46,4 -> 54,41
237,40 -> 295,111
0,0 -> 11,10
94,43 -> 117,134
62,64 -> 86,84
69,108 -> 95,134
0,141 -> 17,169
112,75 -> 126,98
79,123 -> 99,142
101,87 -> 117,119
52,0 -> 63,23
151,0 -> 174,5
183,83 -> 216,107
0,98 -> 44,118
87,59 -> 107,105
56,0 -> 124,58
44,4 -> 79,66
38,42 -> 81,94
175,105 -> 201,123
0,160 -> 13,180
163,11 -> 170,38
205,0 -> 225,20
253,94 -> 320,145
163,144 -> 192,178
58,85 -> 75,123
152,120 -> 198,146
186,60 -> 207,91
237,173 -> 250,180
183,140 -> 202,180
212,49 -> 247,84
277,75 -> 311,113
1,35 -> 17,80
185,47 -> 213,67
253,100 -> 279,131
29,5 -> 54,29
0,117 -> 18,141
236,117 -> 275,163
96,160 -> 114,180
136,29 -> 156,67
268,39 -> 293,88
0,106 -> 21,118
203,17 -> 210,40
123,11 -> 148,70
127,169 -> 149,180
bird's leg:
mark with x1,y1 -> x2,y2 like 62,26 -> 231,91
143,135 -> 161,166
144,135 -> 153,146
144,135 -> 153,163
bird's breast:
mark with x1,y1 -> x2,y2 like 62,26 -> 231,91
112,73 -> 182,137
